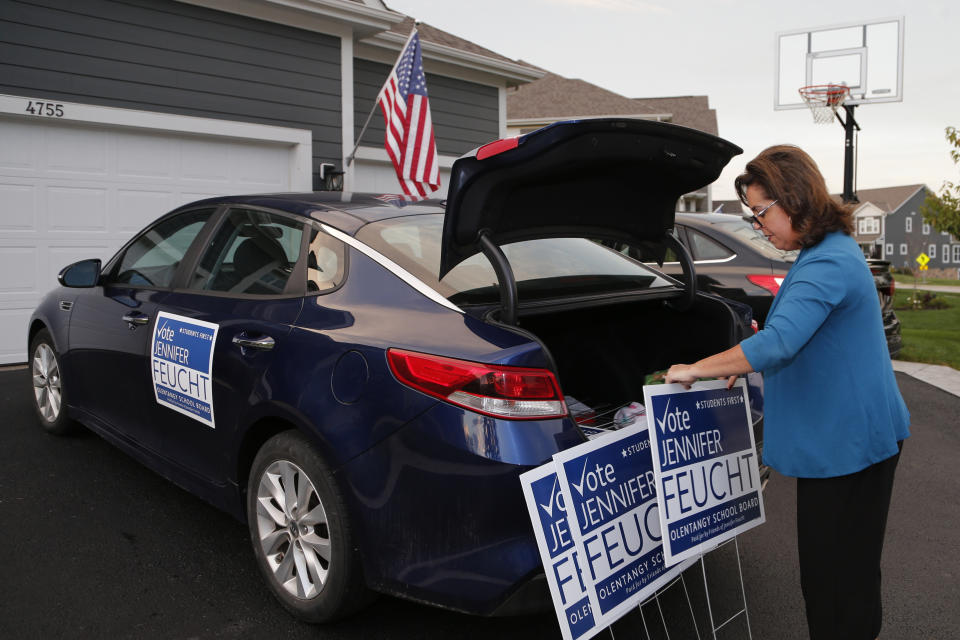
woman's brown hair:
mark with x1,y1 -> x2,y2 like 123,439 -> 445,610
734,145 -> 853,248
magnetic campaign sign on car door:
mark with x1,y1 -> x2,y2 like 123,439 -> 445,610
151,311 -> 219,429
643,379 -> 765,566
521,422 -> 695,640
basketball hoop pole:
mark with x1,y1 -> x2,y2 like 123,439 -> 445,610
839,104 -> 861,204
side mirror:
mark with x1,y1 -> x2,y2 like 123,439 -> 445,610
58,259 -> 102,288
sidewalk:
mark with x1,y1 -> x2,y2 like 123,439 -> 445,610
892,360 -> 960,398
898,283 -> 960,294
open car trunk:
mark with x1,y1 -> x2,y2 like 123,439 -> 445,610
514,294 -> 741,424
502,293 -> 766,480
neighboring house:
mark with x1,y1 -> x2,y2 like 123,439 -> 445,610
851,201 -> 886,258
506,72 -> 721,213
712,199 -> 745,214
0,0 -> 543,363
853,185 -> 959,276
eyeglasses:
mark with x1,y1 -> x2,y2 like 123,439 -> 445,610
742,199 -> 778,228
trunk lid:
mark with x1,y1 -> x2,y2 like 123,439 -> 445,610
439,118 -> 742,277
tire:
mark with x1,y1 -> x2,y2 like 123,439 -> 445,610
29,329 -> 79,435
247,431 -> 372,623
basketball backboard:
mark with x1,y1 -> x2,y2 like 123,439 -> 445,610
775,17 -> 904,110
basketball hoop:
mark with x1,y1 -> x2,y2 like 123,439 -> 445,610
798,84 -> 851,124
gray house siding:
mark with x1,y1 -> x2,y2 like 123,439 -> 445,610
883,188 -> 960,271
353,58 -> 499,157
0,0 -> 342,188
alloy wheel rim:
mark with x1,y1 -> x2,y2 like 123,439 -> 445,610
255,460 -> 331,599
32,343 -> 61,422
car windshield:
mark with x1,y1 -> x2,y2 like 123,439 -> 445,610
710,219 -> 799,262
356,214 -> 676,304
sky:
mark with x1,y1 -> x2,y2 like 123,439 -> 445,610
385,0 -> 958,201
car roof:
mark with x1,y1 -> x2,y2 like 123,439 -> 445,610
675,212 -> 747,226
170,192 -> 446,235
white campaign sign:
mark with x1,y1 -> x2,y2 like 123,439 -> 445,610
521,423 -> 694,640
521,463 -> 595,640
644,379 -> 765,566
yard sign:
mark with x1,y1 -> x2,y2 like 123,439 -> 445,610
643,379 -> 765,566
522,422 -> 694,640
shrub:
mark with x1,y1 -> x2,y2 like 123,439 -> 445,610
898,291 -> 949,310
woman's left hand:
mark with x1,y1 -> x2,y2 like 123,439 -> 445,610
665,364 -> 698,389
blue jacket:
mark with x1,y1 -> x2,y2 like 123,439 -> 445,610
740,231 -> 910,478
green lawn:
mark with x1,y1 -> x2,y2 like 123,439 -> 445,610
893,273 -> 960,287
893,290 -> 960,369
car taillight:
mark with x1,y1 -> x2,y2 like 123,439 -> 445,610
476,137 -> 519,160
869,265 -> 895,296
387,349 -> 567,420
746,274 -> 784,296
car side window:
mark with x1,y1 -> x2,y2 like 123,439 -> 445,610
189,208 -> 304,295
305,225 -> 346,293
688,229 -> 734,261
111,208 -> 215,288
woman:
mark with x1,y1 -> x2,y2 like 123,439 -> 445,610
665,145 -> 910,640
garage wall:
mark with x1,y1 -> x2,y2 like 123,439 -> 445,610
0,105 -> 308,365
0,0 -> 341,189
353,58 -> 500,157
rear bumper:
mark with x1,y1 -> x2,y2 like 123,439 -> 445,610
337,401 -> 583,615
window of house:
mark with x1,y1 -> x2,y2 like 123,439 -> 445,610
858,217 -> 879,235
905,217 -> 912,233
885,243 -> 893,256
953,245 -> 960,263
899,244 -> 907,255
923,222 -> 930,235
929,245 -> 937,259
944,245 -> 952,263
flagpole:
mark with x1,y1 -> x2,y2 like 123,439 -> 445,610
345,104 -> 377,167
345,24 -> 420,167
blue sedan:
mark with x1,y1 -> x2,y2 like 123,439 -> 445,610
28,119 -> 751,622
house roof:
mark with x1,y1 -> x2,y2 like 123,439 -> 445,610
386,17 -> 530,68
848,185 -> 928,213
631,96 -> 718,136
712,199 -> 744,214
506,72 -> 718,135
507,72 -> 664,121
359,14 -> 541,84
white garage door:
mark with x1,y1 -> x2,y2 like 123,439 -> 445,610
0,112 -> 309,364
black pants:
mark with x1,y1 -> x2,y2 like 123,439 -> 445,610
796,443 -> 902,640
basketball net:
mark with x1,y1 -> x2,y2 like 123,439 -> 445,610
799,85 -> 851,124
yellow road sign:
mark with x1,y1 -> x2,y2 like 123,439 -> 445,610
919,264 -> 929,271
916,253 -> 930,266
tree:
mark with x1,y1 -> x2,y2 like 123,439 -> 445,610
921,126 -> 960,238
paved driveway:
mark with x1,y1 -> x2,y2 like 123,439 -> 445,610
2,368 -> 957,639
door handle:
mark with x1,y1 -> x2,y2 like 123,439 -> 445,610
232,334 -> 275,351
122,312 -> 150,327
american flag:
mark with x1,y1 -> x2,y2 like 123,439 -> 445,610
377,30 -> 440,197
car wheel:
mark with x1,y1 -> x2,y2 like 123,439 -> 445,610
247,431 -> 372,622
30,329 -> 79,435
